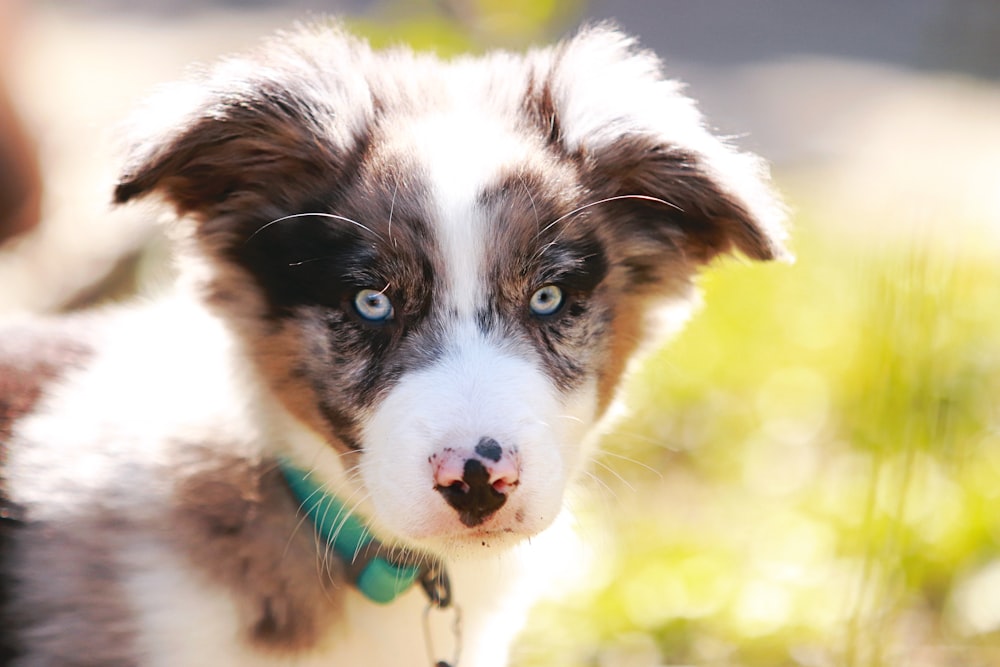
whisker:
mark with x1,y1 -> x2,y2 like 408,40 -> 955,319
351,523 -> 374,566
282,480 -> 332,559
278,449 -> 368,599
517,173 -> 541,234
591,457 -> 635,493
555,414 -> 585,425
246,212 -> 384,243
599,449 -> 663,480
536,194 -> 681,240
612,427 -> 674,450
310,484 -> 342,580
287,255 -> 337,267
388,180 -> 398,247
581,469 -> 619,503
325,488 -> 372,555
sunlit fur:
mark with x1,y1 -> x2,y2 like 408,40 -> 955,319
0,21 -> 786,667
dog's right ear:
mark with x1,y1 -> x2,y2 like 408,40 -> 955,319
114,25 -> 373,224
529,25 -> 790,268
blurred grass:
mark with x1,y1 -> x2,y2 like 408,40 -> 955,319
346,0 -> 583,53
512,211 -> 1000,667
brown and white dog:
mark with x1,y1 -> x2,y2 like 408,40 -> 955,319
0,21 -> 787,667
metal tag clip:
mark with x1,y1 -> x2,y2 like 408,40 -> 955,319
423,600 -> 462,667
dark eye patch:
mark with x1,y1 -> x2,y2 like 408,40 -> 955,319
231,213 -> 384,317
535,234 -> 608,297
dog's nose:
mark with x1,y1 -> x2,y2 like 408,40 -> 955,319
433,438 -> 519,527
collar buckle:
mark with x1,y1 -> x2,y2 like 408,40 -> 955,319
419,560 -> 452,608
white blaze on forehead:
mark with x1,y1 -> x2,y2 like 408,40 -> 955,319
401,109 -> 532,315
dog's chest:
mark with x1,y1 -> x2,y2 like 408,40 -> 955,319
1,303 -> 545,667
121,542 -> 531,667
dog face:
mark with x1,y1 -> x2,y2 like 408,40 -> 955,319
114,23 -> 786,555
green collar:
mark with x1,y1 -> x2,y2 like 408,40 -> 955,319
277,458 -> 450,606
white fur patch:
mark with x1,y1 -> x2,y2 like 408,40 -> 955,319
7,295 -> 259,520
360,319 -> 596,555
394,106 -> 533,316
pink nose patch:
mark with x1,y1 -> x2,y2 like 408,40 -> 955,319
432,438 -> 519,526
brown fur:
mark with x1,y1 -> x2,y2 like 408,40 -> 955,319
246,322 -> 361,454
5,511 -> 138,666
0,320 -> 96,664
0,323 -> 93,445
583,135 -> 784,263
170,451 -> 344,653
0,80 -> 41,245
597,297 -> 650,412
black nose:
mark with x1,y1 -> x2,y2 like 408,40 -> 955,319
435,459 -> 508,527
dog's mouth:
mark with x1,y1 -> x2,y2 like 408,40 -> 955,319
395,507 -> 537,541
468,525 -> 522,544
370,487 -> 557,557
421,526 -> 536,556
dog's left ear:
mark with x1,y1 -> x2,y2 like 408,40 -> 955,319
113,25 -> 372,227
533,25 -> 790,266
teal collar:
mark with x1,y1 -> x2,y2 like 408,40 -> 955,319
277,458 -> 450,606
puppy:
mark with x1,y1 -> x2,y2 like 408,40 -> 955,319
0,21 -> 787,667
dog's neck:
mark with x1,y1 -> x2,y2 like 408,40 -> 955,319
277,457 -> 452,607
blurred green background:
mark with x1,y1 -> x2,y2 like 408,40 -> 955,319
515,228 -> 1000,667
1,1 -> 998,666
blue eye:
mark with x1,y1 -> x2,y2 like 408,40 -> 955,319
529,285 -> 564,317
353,289 -> 394,322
